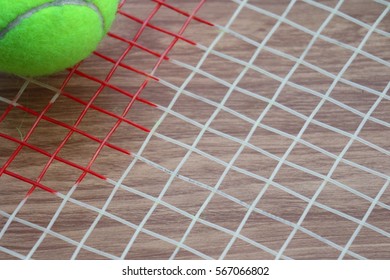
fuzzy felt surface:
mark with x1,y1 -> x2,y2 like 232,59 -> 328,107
0,0 -> 118,76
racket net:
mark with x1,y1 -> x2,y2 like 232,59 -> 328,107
0,0 -> 389,260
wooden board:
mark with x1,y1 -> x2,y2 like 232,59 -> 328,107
0,0 -> 389,260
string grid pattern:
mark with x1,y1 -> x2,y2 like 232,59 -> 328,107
0,0 -> 389,259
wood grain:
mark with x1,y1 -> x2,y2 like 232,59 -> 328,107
0,0 -> 389,260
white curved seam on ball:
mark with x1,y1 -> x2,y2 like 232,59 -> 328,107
0,0 -> 105,40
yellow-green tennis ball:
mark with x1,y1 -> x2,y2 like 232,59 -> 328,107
0,0 -> 119,77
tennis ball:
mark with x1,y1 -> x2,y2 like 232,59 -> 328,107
0,0 -> 119,77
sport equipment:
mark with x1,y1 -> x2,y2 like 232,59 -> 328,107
0,0 -> 118,76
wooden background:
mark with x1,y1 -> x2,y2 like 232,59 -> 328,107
0,0 -> 389,259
